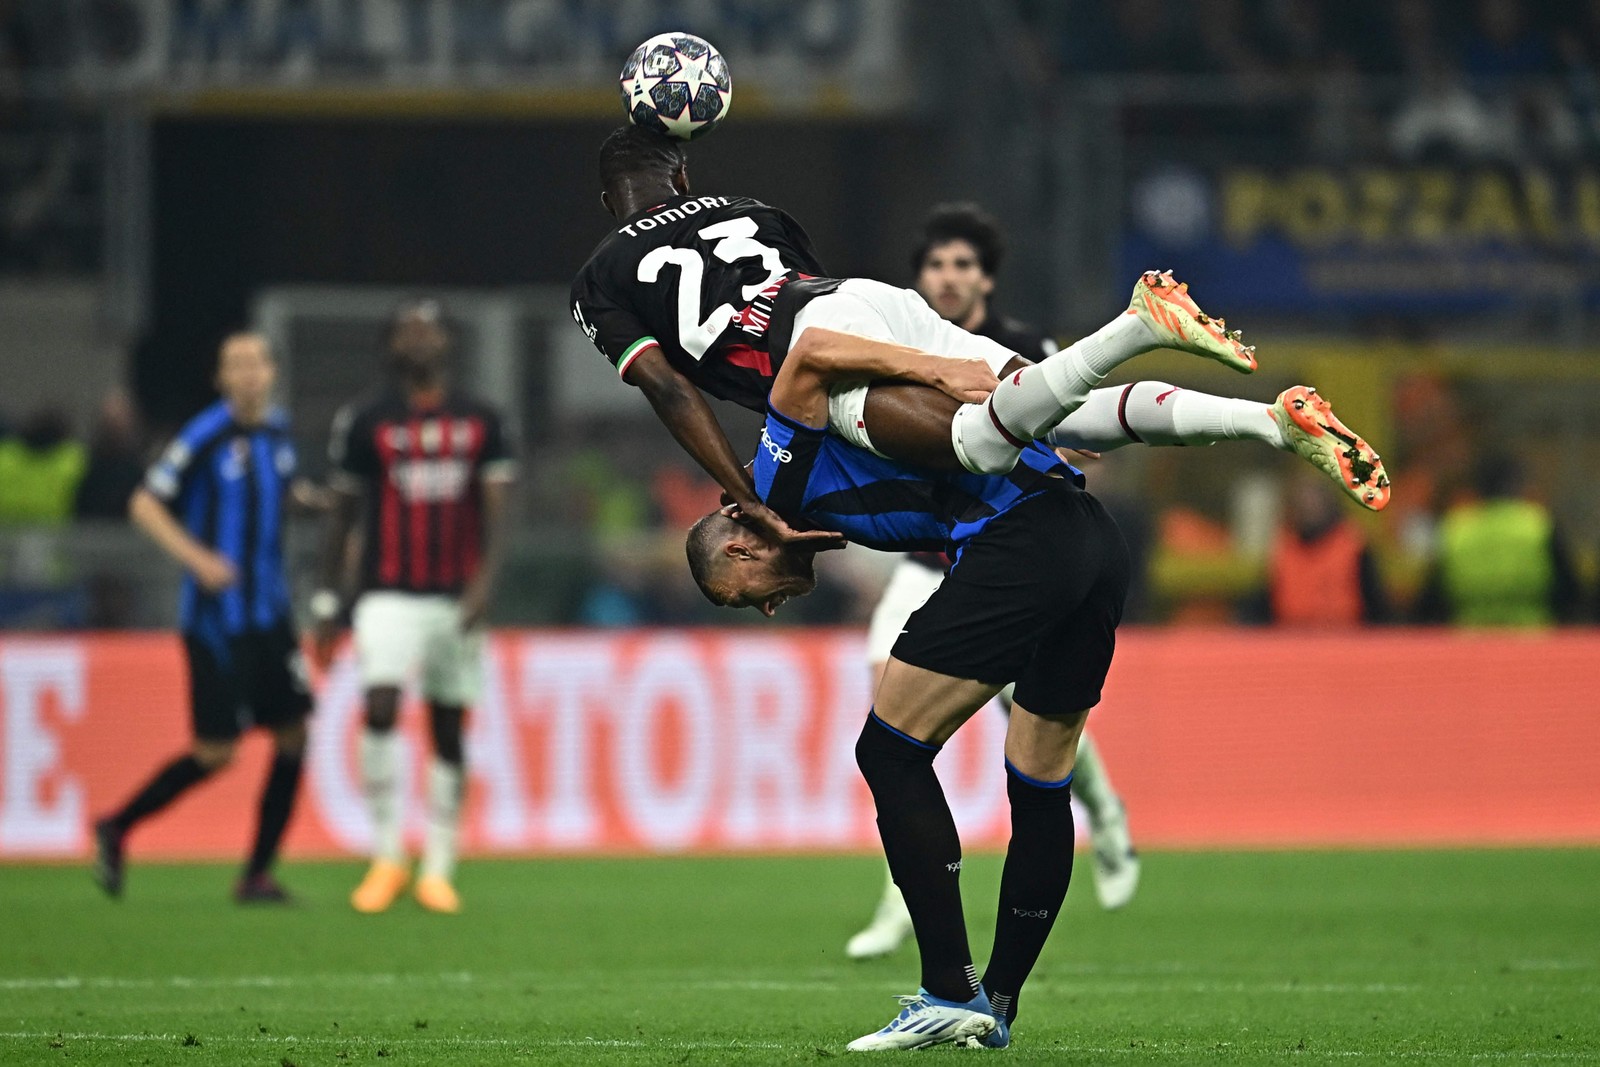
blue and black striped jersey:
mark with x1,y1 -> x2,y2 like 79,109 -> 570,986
144,401 -> 296,645
751,403 -> 1083,558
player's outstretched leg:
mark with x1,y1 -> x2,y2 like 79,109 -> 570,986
951,271 -> 1255,475
1270,386 -> 1391,511
1047,381 -> 1284,453
1045,381 -> 1391,512
845,865 -> 914,960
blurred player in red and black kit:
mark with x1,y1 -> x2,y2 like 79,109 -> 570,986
846,205 -> 1140,962
313,300 -> 516,915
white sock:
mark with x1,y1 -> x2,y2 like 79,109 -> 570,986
1070,732 -> 1120,825
953,313 -> 1157,474
1048,381 -> 1286,452
421,757 -> 464,882
360,728 -> 404,864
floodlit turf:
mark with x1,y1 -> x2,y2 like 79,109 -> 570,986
1,850 -> 1597,1065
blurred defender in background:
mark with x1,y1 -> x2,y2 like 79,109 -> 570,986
315,300 -> 516,916
93,333 -> 314,903
846,205 -> 1140,962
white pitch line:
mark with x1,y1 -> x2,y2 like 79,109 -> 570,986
0,1033 -> 1594,1060
0,1032 -> 788,1051
4,971 -> 1589,998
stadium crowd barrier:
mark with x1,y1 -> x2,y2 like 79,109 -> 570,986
0,629 -> 1595,860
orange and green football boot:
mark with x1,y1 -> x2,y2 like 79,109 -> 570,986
1272,385 -> 1391,511
1128,269 -> 1257,374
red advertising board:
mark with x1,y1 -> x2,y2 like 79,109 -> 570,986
1,630 -> 1595,860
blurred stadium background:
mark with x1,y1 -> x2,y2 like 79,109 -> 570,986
0,1 -> 1597,1060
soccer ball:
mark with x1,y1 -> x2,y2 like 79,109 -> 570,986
619,32 -> 732,142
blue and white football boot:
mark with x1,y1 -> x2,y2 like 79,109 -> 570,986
846,987 -> 997,1051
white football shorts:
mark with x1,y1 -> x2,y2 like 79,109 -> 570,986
864,555 -> 946,666
789,278 -> 1019,456
352,590 -> 485,706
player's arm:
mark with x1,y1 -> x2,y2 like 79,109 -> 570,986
459,477 -> 509,629
309,483 -> 362,669
626,346 -> 844,550
311,404 -> 373,668
460,419 -> 517,630
769,327 -> 999,427
128,487 -> 237,593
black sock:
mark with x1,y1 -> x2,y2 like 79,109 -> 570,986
108,754 -> 210,834
245,750 -> 305,879
981,761 -> 1077,1023
855,712 -> 978,1003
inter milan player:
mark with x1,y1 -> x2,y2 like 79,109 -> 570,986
93,333 -> 314,904
684,322 -> 1390,1050
313,300 -> 515,915
570,126 -> 1389,537
847,204 -> 1139,962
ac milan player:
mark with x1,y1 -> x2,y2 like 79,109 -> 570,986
572,128 -> 1386,553
312,300 -> 515,915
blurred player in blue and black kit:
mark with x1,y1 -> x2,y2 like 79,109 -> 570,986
93,333 -> 315,904
313,300 -> 515,916
847,204 -> 1140,961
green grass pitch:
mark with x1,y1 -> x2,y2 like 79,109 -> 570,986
2,850 -> 1597,1065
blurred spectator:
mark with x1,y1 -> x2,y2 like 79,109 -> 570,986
0,405 -> 86,525
1414,455 -> 1582,626
1248,472 -> 1389,627
74,387 -> 148,520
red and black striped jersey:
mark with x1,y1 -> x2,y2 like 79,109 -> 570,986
328,389 -> 515,596
569,194 -> 826,412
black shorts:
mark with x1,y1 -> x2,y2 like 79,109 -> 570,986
184,623 -> 313,742
890,484 -> 1129,718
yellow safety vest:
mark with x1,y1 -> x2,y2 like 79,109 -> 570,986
1438,500 -> 1555,627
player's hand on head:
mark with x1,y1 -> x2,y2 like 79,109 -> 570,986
730,499 -> 847,552
192,550 -> 238,593
923,357 -> 1000,405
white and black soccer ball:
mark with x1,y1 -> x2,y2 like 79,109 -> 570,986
619,32 -> 732,142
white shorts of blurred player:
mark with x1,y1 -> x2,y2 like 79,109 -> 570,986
353,591 -> 485,707
793,278 -> 1018,457
865,555 -> 946,666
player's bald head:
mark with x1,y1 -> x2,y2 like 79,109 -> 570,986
685,509 -> 820,615
685,510 -> 741,605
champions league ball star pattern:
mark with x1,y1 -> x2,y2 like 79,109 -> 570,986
619,32 -> 732,141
